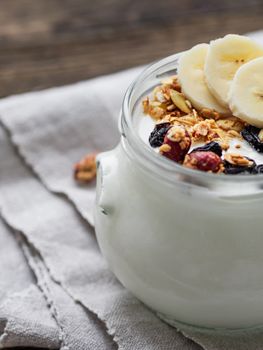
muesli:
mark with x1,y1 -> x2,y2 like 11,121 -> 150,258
143,35 -> 263,174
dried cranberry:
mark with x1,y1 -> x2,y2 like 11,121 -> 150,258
183,151 -> 222,173
160,125 -> 191,163
149,122 -> 171,148
191,141 -> 222,157
252,164 -> 263,174
241,126 -> 263,153
224,157 -> 256,175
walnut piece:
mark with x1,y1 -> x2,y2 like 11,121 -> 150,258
74,153 -> 97,183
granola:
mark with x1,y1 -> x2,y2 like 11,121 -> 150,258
142,75 -> 262,175
143,76 -> 245,149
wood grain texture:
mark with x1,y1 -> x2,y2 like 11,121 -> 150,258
0,0 -> 263,96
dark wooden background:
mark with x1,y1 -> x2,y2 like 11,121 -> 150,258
0,0 -> 263,97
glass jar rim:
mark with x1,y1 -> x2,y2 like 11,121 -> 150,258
121,52 -> 263,187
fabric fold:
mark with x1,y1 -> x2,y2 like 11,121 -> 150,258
0,218 -> 60,349
0,127 -> 116,350
22,239 -> 116,350
0,98 -> 200,349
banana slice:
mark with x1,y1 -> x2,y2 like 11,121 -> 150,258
229,57 -> 263,128
204,34 -> 263,107
178,43 -> 230,114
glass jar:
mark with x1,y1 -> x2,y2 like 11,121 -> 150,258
94,53 -> 263,331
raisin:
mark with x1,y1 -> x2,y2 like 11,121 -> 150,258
224,157 -> 256,175
149,122 -> 171,148
252,164 -> 263,174
241,126 -> 263,153
191,141 -> 222,157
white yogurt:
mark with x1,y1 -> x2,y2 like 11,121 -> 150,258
95,136 -> 263,330
136,113 -> 155,144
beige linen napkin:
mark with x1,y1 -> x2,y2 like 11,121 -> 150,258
0,70 -> 198,349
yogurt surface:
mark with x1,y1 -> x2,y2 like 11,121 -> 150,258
136,111 -> 263,165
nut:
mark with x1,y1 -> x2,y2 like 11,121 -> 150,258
159,144 -> 172,152
142,97 -> 150,113
224,153 -> 254,167
193,121 -> 210,137
169,89 -> 191,114
153,86 -> 166,103
216,117 -> 244,132
183,151 -> 223,173
74,153 -> 97,183
223,154 -> 256,174
160,125 -> 191,163
199,108 -> 220,120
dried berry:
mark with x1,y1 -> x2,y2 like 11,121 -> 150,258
149,122 -> 171,148
160,125 -> 191,163
252,164 -> 263,174
223,156 -> 256,175
183,151 -> 223,173
191,141 -> 222,157
241,126 -> 263,153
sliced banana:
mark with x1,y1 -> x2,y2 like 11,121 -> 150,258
178,43 -> 230,114
204,34 -> 263,107
229,57 -> 263,128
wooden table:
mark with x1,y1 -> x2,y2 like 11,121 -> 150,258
0,0 -> 263,97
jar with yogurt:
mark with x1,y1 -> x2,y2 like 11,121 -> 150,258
94,35 -> 263,331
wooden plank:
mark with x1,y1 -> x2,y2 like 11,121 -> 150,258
0,1 -> 262,96
0,1 -> 262,45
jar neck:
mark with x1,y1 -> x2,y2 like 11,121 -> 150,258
120,53 -> 263,197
